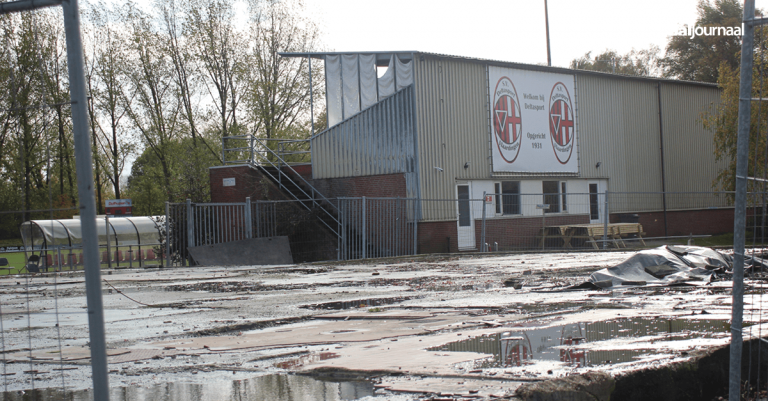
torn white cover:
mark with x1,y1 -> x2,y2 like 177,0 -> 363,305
325,55 -> 343,127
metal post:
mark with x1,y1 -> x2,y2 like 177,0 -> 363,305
164,202 -> 170,268
542,208 -> 546,251
413,199 -> 418,255
339,199 -> 345,260
255,200 -> 260,238
657,83 -> 669,238
603,191 -> 609,249
61,0 -> 109,395
544,0 -> 551,67
362,196 -> 367,259
481,192 -> 487,252
105,214 -> 111,269
309,56 -> 315,136
731,1 -> 756,398
249,135 -> 254,165
186,199 -> 193,266
245,197 -> 252,239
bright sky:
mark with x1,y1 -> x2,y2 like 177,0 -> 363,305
303,0 -> 759,68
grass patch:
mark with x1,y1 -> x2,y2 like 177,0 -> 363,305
0,251 -> 26,274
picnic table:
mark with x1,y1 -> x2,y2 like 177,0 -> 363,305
538,223 -> 646,249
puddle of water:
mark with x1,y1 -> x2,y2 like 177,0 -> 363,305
2,374 -> 376,401
429,318 -> 730,368
301,296 -> 418,310
2,308 -> 188,330
275,352 -> 341,369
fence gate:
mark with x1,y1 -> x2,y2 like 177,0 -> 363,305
338,197 -> 418,260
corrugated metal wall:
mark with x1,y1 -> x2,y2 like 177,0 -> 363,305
413,55 -> 489,220
577,75 -> 663,200
311,85 -> 419,197
660,82 -> 726,209
578,75 -> 723,212
313,53 -> 724,219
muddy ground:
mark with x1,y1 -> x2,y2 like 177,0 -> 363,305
1,250 -> 767,400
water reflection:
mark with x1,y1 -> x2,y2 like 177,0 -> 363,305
2,374 -> 375,401
431,318 -> 730,368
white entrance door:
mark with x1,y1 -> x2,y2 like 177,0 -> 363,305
457,184 -> 476,250
588,181 -> 607,224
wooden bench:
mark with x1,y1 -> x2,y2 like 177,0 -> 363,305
539,223 -> 645,250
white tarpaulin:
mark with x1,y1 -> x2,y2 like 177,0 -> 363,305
588,245 -> 731,287
488,66 -> 578,173
359,54 -> 378,109
395,55 -> 413,91
378,56 -> 395,99
325,55 -> 343,127
342,54 -> 360,117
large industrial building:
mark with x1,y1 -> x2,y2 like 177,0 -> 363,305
211,51 -> 726,255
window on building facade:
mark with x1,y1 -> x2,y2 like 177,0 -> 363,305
543,181 -> 561,213
495,181 -> 520,215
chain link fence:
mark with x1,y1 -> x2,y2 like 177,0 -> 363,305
164,191 -> 760,264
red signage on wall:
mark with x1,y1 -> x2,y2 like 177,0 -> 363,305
105,199 -> 132,216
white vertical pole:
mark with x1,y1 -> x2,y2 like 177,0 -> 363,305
245,197 -> 252,239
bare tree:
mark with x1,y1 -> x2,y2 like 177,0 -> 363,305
157,0 -> 221,161
122,3 -> 182,202
84,2 -> 137,201
186,0 -> 247,141
246,0 -> 322,148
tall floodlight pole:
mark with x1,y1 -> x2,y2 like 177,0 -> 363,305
544,0 -> 551,66
732,1 -> 756,400
0,0 -> 110,399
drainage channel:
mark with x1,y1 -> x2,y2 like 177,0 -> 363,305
430,317 -> 730,368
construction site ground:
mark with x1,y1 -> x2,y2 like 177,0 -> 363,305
1,249 -> 767,400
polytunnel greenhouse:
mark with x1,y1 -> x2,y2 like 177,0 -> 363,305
19,216 -> 164,270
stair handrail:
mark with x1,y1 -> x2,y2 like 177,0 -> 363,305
250,136 -> 340,235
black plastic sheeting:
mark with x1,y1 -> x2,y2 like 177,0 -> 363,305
585,245 -> 757,289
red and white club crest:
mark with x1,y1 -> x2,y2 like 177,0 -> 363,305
549,82 -> 575,164
493,77 -> 523,163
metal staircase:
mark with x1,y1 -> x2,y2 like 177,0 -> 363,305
222,135 -> 340,237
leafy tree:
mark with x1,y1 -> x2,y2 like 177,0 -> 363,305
125,136 -> 220,215
704,51 -> 768,193
661,0 -> 744,83
570,47 -> 661,77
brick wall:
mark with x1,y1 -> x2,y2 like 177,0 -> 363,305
479,214 -> 591,250
212,165 -> 407,202
297,171 -> 408,200
631,208 -> 737,237
209,165 -> 291,202
418,221 -> 458,253
208,165 -> 335,262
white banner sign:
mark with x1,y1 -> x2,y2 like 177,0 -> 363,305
105,199 -> 132,207
488,66 -> 578,173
